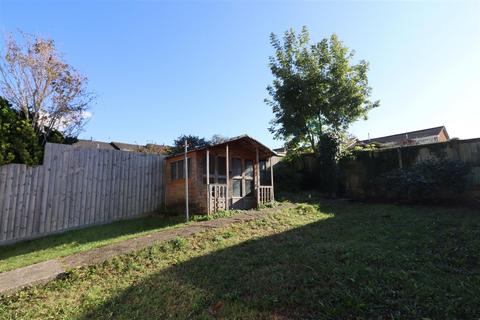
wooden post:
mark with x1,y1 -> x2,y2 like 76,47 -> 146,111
397,148 -> 403,169
226,144 -> 229,210
255,147 -> 260,207
270,156 -> 275,202
206,149 -> 210,214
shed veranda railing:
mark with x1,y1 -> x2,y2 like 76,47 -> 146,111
258,185 -> 274,204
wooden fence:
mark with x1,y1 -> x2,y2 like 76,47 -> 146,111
341,138 -> 480,199
0,143 -> 165,245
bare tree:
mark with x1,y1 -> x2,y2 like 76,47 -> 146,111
210,134 -> 229,144
0,32 -> 94,144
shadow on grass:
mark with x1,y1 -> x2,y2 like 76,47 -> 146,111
0,214 -> 184,266
80,202 -> 480,319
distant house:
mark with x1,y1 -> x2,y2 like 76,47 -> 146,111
359,126 -> 450,148
73,139 -> 170,154
110,141 -> 170,154
73,139 -> 117,150
273,147 -> 287,156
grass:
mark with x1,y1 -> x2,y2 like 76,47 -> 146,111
1,200 -> 480,319
0,209 -> 245,273
0,214 -> 189,273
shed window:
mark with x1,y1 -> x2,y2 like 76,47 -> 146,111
245,180 -> 254,197
203,155 -> 216,175
170,158 -> 191,181
232,158 -> 242,177
260,160 -> 271,185
232,179 -> 242,197
170,162 -> 177,180
244,160 -> 253,177
218,157 -> 226,175
178,159 -> 184,180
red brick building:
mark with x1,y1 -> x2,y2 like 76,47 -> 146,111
359,126 -> 450,148
165,135 -> 276,214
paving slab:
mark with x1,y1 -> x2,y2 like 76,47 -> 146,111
0,260 -> 65,295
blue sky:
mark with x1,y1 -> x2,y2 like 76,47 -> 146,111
1,1 -> 479,148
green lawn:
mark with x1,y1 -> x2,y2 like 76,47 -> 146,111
0,214 -> 187,273
1,200 -> 479,319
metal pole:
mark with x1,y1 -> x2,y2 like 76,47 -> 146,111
255,147 -> 260,207
184,139 -> 189,222
206,149 -> 210,214
225,144 -> 229,210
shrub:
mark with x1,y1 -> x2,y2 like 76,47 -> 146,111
273,155 -> 306,194
383,160 -> 471,203
0,97 -> 43,165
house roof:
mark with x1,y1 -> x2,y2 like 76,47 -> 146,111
360,126 -> 449,145
273,147 -> 287,156
73,139 -> 116,150
74,140 -> 170,154
166,135 -> 277,159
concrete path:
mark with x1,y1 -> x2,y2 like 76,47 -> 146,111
0,207 -> 283,296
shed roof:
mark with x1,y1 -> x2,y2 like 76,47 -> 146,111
166,135 -> 277,159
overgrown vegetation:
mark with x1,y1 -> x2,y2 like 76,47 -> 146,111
0,97 -> 77,165
0,97 -> 43,165
383,159 -> 471,203
1,200 -> 479,319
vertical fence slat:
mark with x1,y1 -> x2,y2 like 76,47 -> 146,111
78,148 -> 88,226
88,148 -> 98,225
13,165 -> 25,240
93,148 -> 103,224
120,151 -> 127,218
62,145 -> 71,229
26,167 -> 39,237
7,165 -> 20,240
107,150 -> 114,221
128,153 -> 134,215
19,166 -> 31,239
66,146 -> 76,229
113,150 -> 120,219
50,146 -> 63,232
83,148 -> 93,226
1,166 -> 13,241
0,167 -> 7,241
117,151 -> 124,218
45,144 -> 59,234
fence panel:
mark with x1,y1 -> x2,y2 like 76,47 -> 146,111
0,143 -> 165,245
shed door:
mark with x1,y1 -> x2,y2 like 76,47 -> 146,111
209,184 -> 227,213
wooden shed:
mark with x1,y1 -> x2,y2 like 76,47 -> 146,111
165,135 -> 276,214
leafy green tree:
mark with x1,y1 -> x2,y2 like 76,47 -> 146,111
266,27 -> 379,154
169,134 -> 209,155
0,97 -> 42,165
